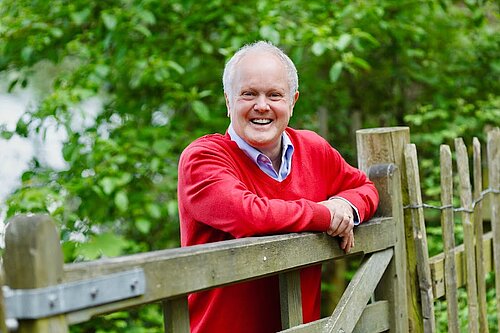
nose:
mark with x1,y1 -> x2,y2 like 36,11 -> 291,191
254,95 -> 270,112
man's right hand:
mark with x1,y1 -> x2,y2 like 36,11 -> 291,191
319,199 -> 355,253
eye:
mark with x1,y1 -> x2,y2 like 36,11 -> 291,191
269,92 -> 283,100
241,91 -> 255,98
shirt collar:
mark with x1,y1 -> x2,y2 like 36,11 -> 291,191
227,124 -> 293,163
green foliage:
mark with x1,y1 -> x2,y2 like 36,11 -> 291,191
1,0 -> 499,331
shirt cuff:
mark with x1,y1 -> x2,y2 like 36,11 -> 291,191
328,196 -> 360,225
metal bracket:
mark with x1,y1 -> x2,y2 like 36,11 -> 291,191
4,268 -> 146,320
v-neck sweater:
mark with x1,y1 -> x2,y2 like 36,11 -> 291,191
178,127 -> 379,333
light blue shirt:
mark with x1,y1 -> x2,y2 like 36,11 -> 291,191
228,124 -> 294,182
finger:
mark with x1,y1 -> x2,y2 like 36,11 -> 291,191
329,212 -> 342,235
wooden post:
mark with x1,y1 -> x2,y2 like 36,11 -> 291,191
357,127 -> 411,332
440,145 -> 460,333
279,270 -> 303,329
163,296 -> 190,333
487,128 -> 500,323
369,163 -> 409,333
473,138 -> 489,333
404,144 -> 435,332
0,270 -> 9,333
3,214 -> 69,333
454,138 -> 479,333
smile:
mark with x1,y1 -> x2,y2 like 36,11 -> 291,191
251,119 -> 272,125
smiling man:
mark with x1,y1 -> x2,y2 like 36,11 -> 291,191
177,41 -> 379,333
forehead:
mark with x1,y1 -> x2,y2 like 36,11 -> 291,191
233,52 -> 288,89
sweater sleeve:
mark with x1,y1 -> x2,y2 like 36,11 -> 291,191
178,141 -> 331,238
323,144 -> 379,223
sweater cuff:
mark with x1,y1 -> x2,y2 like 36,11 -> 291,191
328,196 -> 360,225
312,203 -> 333,231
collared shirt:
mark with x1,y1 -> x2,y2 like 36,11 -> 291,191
228,124 -> 359,224
228,124 -> 294,182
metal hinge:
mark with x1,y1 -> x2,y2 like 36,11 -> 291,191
3,268 -> 146,320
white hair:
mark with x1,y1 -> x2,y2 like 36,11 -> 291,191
222,41 -> 299,106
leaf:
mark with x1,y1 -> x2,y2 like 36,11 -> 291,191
135,218 -> 151,234
76,233 -> 128,259
152,139 -> 170,155
311,41 -> 327,56
114,190 -> 129,212
1,130 -> 14,140
101,12 -> 117,30
138,9 -> 156,25
166,61 -> 185,75
329,62 -> 343,82
336,34 -> 352,51
134,25 -> 151,37
146,203 -> 161,219
192,100 -> 210,122
50,27 -> 63,38
259,25 -> 280,44
70,8 -> 91,25
21,46 -> 33,62
100,177 -> 116,195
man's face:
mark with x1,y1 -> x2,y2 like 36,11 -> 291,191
226,52 -> 299,158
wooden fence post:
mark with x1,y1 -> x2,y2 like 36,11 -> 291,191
473,137 -> 489,333
440,145 -> 460,333
455,138 -> 479,333
488,128 -> 500,323
404,144 -> 435,332
357,127 -> 412,332
0,270 -> 8,333
163,297 -> 190,333
3,214 -> 69,333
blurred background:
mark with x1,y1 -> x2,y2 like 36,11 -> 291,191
1,0 -> 499,331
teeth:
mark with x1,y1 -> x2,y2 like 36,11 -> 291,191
251,119 -> 272,124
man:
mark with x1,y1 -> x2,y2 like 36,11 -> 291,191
177,41 -> 378,333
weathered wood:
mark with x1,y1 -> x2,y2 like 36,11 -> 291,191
0,270 -> 9,333
455,138 -> 479,333
439,145 -> 460,333
3,215 -> 69,333
473,137 -> 489,333
430,231 -> 493,299
404,144 -> 436,333
371,164 -> 409,332
357,127 -> 416,332
487,128 -> 500,322
279,270 -> 303,329
163,296 -> 190,333
64,217 -> 394,324
278,300 -> 390,333
322,248 -> 393,333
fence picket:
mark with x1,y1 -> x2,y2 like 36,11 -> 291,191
440,145 -> 460,333
473,138 -> 489,333
163,296 -> 190,333
487,128 -> 500,324
454,138 -> 479,333
279,270 -> 303,329
404,144 -> 436,333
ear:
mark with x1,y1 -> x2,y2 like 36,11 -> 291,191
290,91 -> 299,117
224,93 -> 231,117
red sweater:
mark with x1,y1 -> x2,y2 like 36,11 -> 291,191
178,128 -> 378,333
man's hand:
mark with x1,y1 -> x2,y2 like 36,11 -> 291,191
319,198 -> 355,253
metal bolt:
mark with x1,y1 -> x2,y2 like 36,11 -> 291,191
263,256 -> 267,262
90,287 -> 99,300
130,279 -> 139,292
48,294 -> 58,308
